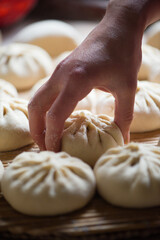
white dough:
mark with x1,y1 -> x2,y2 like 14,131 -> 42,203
0,78 -> 18,97
62,110 -> 124,167
94,142 -> 160,208
0,43 -> 53,90
1,151 -> 96,216
95,81 -> 160,133
138,44 -> 160,83
145,21 -> 160,50
13,20 -> 82,58
0,96 -> 33,151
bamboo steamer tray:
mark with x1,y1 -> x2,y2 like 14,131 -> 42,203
0,89 -> 160,240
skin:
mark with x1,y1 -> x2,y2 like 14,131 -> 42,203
28,0 -> 160,151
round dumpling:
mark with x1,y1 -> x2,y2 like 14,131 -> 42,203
13,20 -> 82,58
0,43 -> 53,90
0,96 -> 33,151
95,81 -> 160,133
138,44 -> 160,83
94,142 -> 160,208
62,110 -> 124,167
0,78 -> 18,97
1,151 -> 96,216
145,21 -> 160,50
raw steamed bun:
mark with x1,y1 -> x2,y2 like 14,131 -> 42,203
95,81 -> 160,133
1,151 -> 96,216
94,142 -> 160,208
0,95 -> 33,151
138,44 -> 160,83
62,110 -> 124,167
145,21 -> 160,50
0,78 -> 18,97
0,43 -> 53,90
13,20 -> 81,58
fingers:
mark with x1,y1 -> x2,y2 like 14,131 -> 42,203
45,83 -> 91,152
114,81 -> 137,144
28,77 -> 60,150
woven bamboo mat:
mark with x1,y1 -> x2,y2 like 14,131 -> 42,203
0,130 -> 160,240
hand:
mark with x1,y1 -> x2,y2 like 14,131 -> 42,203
28,2 -> 144,151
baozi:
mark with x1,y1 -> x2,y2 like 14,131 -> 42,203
0,96 -> 33,151
0,78 -> 18,97
138,44 -> 160,83
145,21 -> 160,50
1,151 -> 96,216
95,81 -> 160,133
94,142 -> 160,208
62,110 -> 124,167
13,20 -> 81,58
0,43 -> 53,90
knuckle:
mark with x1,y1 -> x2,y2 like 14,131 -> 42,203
69,62 -> 87,83
46,111 -> 56,122
28,98 -> 43,113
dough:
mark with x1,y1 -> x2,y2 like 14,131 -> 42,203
145,21 -> 160,50
0,78 -> 18,97
1,151 -> 96,216
13,20 -> 82,58
62,110 -> 124,167
94,142 -> 160,208
0,43 -> 53,90
95,81 -> 160,133
0,96 -> 33,151
138,44 -> 160,83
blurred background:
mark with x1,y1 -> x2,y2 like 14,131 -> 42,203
0,0 -> 108,29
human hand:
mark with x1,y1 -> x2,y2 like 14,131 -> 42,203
28,2 -> 145,151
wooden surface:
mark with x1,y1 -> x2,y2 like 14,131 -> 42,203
0,130 -> 160,240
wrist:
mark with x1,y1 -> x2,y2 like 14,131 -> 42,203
103,1 -> 147,37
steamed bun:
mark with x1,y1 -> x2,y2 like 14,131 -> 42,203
94,142 -> 160,208
0,43 -> 53,90
145,21 -> 160,50
0,95 -> 33,151
2,151 -> 96,216
138,44 -> 160,83
62,110 -> 124,167
0,78 -> 18,97
95,81 -> 160,133
13,20 -> 81,58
